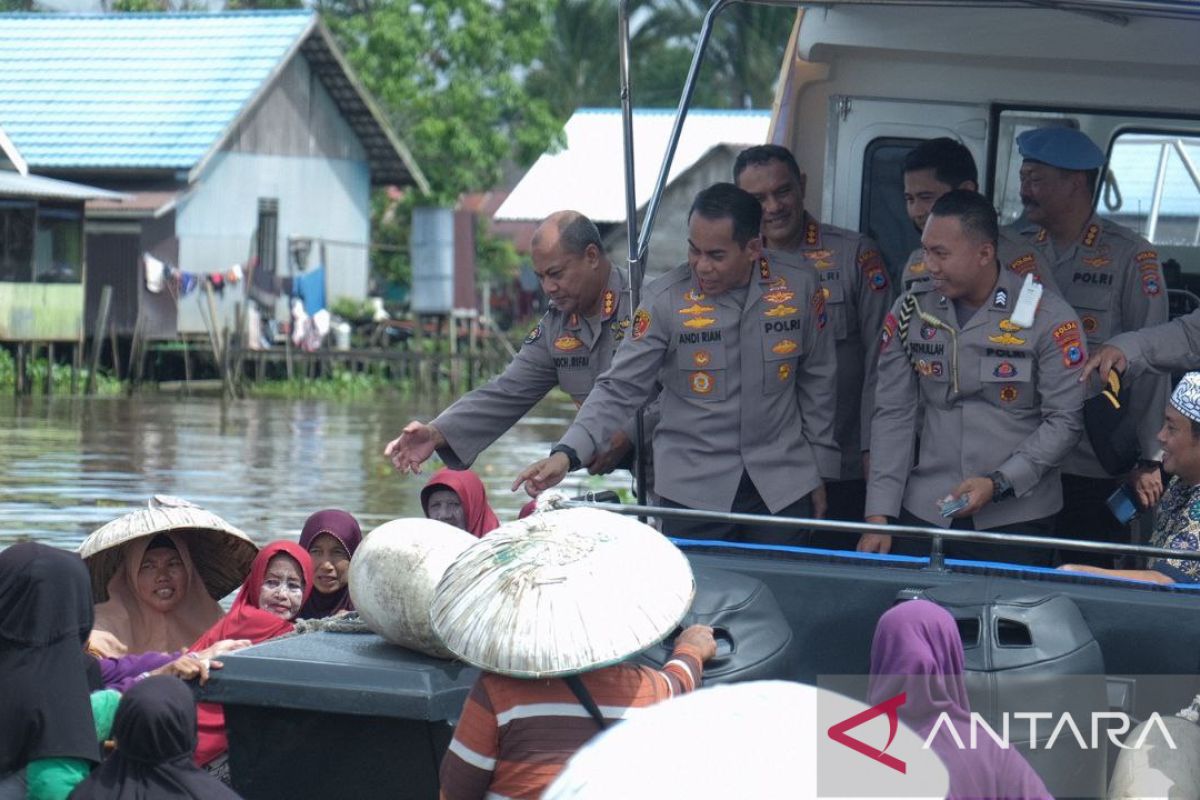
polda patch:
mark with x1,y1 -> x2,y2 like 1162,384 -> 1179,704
632,309 -> 651,340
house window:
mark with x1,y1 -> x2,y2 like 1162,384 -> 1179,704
257,198 -> 278,277
860,137 -> 924,280
34,204 -> 83,283
0,200 -> 35,283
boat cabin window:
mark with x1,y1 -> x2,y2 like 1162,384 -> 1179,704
860,136 -> 923,279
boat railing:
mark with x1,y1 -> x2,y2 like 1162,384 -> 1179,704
551,496 -> 1200,572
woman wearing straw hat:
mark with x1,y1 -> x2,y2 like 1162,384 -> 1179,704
80,496 -> 257,655
432,506 -> 717,800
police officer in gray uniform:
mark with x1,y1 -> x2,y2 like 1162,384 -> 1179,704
514,183 -> 839,545
901,138 -> 1051,294
385,211 -> 642,476
1009,127 -> 1170,562
734,144 -> 892,532
1082,308 -> 1200,380
860,190 -> 1085,566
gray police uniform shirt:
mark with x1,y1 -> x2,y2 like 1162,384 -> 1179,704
901,229 -> 1052,295
771,215 -> 893,481
866,266 -> 1086,530
1011,215 -> 1169,475
431,266 -> 636,469
558,254 -> 839,514
1108,308 -> 1200,377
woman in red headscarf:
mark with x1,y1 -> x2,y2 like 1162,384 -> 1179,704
421,467 -> 500,537
191,541 -> 313,773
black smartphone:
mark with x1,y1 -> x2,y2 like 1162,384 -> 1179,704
1106,484 -> 1140,524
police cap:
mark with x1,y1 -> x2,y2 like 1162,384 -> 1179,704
1017,128 -> 1106,171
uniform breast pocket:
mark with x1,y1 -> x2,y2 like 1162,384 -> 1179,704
557,364 -> 593,401
676,343 -> 727,402
980,356 -> 1035,411
762,331 -> 803,395
1066,284 -> 1111,344
819,280 -> 848,341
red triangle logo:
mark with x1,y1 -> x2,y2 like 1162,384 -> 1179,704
827,692 -> 908,774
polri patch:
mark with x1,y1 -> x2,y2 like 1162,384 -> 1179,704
524,325 -> 542,345
994,361 -> 1017,379
881,313 -> 898,352
632,309 -> 651,340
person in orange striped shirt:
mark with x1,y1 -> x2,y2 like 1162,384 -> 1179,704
439,624 -> 716,800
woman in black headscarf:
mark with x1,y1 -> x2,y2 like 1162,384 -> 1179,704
0,543 -> 100,798
68,675 -> 239,799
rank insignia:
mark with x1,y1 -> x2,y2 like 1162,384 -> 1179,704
685,289 -> 706,302
1081,315 -> 1098,335
679,303 -> 716,315
1083,223 -> 1100,248
689,371 -> 713,395
554,335 -> 583,352
805,222 -> 820,246
777,363 -> 791,381
988,332 -> 1026,346
999,319 -> 1022,332
524,325 -> 542,345
693,350 -> 712,368
920,324 -> 937,341
632,309 -> 651,340
765,305 -> 798,318
993,361 -> 1017,379
909,261 -> 927,275
758,258 -> 771,281
602,289 -> 617,320
764,290 -> 795,305
1000,386 -> 1019,403
993,288 -> 1009,308
1008,254 -> 1036,276
1035,228 -> 1049,244
772,339 -> 798,356
683,317 -> 716,329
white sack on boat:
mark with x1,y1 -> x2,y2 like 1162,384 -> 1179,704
349,518 -> 476,658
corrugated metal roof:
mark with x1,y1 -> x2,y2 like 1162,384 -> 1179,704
0,11 -> 315,170
0,170 -> 125,200
494,108 -> 772,223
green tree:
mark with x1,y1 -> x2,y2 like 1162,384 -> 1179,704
318,0 -> 562,286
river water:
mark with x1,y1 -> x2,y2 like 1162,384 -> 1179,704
0,393 -> 629,549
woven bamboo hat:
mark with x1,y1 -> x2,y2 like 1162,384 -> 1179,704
79,495 -> 257,603
430,506 -> 695,678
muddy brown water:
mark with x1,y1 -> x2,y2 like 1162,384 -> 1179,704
0,394 -> 630,550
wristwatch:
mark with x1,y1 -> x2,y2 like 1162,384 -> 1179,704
550,444 -> 582,472
987,471 -> 1014,503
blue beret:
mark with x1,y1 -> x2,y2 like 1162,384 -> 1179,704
1016,128 -> 1105,170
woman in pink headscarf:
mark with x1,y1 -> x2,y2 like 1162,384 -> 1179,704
868,600 -> 1052,800
420,467 -> 500,537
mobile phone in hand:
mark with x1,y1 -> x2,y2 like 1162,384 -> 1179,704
1106,485 -> 1140,524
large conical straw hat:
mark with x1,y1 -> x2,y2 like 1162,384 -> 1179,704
431,506 -> 694,678
544,681 -> 950,799
79,495 -> 257,603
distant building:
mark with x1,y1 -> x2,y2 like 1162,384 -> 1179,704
0,124 -> 123,342
0,11 -> 425,340
494,108 -> 770,277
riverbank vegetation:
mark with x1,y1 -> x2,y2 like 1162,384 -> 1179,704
0,349 -> 122,397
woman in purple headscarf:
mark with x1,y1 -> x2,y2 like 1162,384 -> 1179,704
297,509 -> 363,619
868,600 -> 1052,800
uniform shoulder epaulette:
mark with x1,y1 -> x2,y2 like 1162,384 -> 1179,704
642,264 -> 691,300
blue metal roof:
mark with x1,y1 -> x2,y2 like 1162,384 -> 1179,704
0,11 -> 315,170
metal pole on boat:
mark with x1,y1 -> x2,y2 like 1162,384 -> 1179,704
618,0 -> 650,512
928,534 -> 945,571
